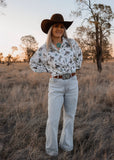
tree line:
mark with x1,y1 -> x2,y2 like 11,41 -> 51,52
0,35 -> 38,65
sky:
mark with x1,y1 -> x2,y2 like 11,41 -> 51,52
0,0 -> 114,57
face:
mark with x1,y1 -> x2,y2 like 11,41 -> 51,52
52,23 -> 65,38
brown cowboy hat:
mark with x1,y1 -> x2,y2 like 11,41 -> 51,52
41,13 -> 73,34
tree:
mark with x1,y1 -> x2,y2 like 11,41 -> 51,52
75,24 -> 112,62
0,0 -> 6,7
11,46 -> 18,53
12,56 -> 18,63
74,25 -> 96,61
72,0 -> 114,72
0,52 -> 3,63
11,46 -> 18,56
21,35 -> 38,62
0,0 -> 7,15
6,54 -> 13,65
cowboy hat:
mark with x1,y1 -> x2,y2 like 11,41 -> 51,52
41,13 -> 73,34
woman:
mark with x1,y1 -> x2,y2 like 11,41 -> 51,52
29,13 -> 83,156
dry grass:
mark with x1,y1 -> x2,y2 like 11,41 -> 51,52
0,61 -> 114,160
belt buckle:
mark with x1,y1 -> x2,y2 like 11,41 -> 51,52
62,73 -> 70,80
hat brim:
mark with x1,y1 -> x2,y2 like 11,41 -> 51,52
41,19 -> 73,34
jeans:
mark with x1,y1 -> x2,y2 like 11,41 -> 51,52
45,75 -> 78,156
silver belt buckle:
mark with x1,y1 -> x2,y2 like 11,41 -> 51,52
62,73 -> 71,80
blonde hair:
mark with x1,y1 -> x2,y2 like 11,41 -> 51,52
46,25 -> 72,51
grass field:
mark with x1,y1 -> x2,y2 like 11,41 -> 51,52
0,61 -> 114,160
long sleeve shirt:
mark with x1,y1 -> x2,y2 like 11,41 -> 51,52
29,37 -> 83,76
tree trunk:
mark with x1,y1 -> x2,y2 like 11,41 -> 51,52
95,15 -> 102,72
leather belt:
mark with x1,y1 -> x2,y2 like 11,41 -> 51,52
50,73 -> 76,80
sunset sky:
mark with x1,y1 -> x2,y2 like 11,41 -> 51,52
0,0 -> 114,57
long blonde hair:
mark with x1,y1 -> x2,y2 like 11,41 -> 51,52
46,25 -> 72,51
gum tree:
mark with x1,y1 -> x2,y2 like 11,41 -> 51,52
0,0 -> 6,15
72,0 -> 114,72
0,0 -> 6,7
21,35 -> 38,62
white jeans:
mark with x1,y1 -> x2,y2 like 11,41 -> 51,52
45,75 -> 78,156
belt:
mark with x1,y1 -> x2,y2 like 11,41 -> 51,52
50,73 -> 76,80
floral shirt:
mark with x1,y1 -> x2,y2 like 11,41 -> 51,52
29,37 -> 83,76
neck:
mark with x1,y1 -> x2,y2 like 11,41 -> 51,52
52,37 -> 62,45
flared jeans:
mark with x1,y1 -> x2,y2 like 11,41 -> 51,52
45,75 -> 78,156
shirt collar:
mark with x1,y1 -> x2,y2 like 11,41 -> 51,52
50,37 -> 68,51
61,37 -> 68,47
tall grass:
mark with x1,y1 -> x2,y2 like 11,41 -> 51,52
0,62 -> 114,160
